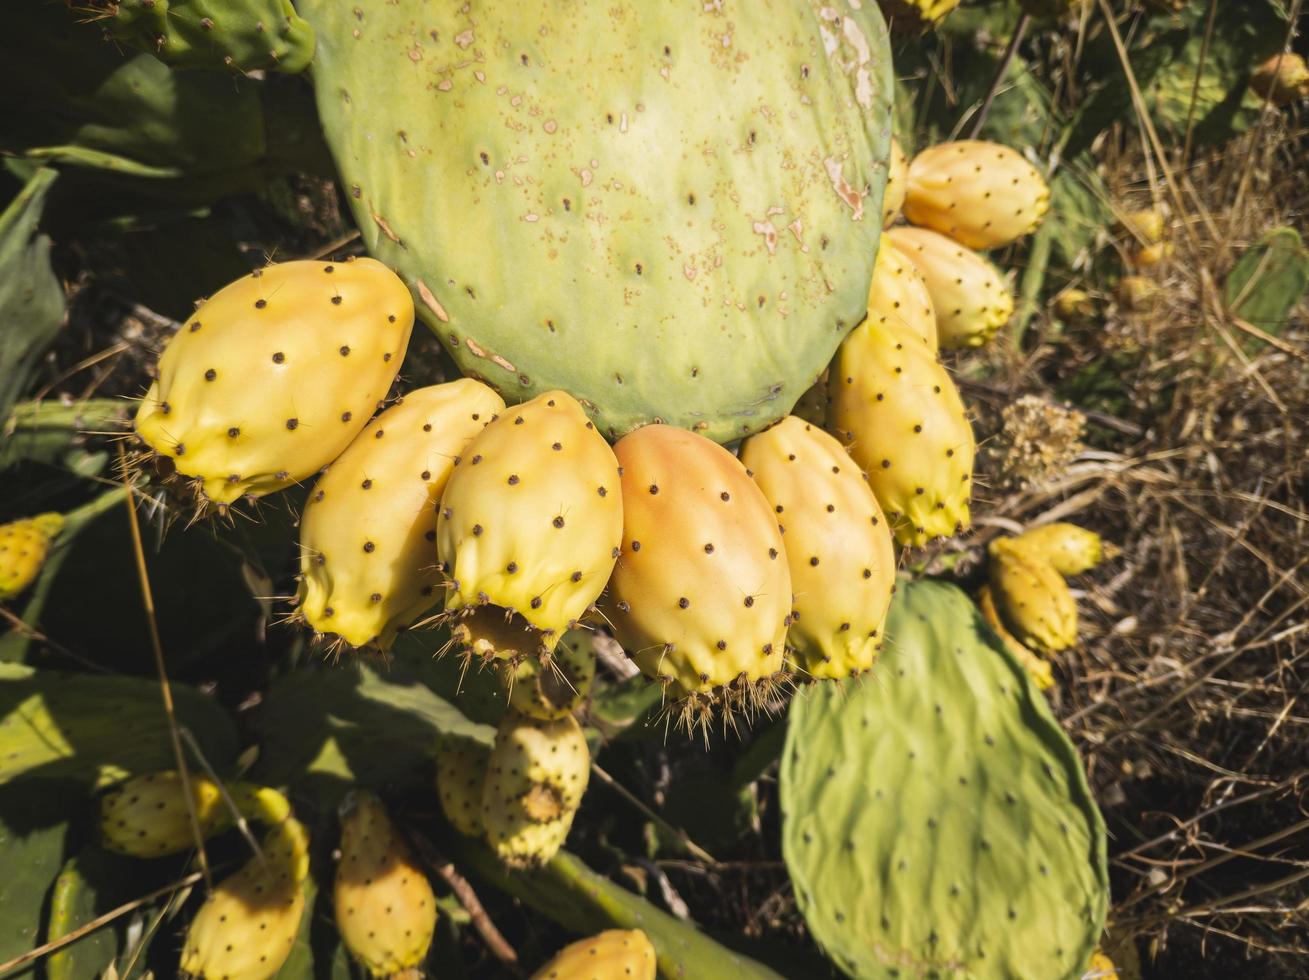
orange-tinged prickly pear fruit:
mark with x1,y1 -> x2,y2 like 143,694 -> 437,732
134,258 -> 413,512
1251,52 -> 1309,105
903,140 -> 1050,249
868,233 -> 938,352
180,817 -> 309,980
334,791 -> 437,978
481,711 -> 590,869
1009,523 -> 1103,577
883,137 -> 909,227
888,226 -> 1012,348
988,539 -> 1078,654
0,513 -> 63,600
500,629 -> 596,720
296,379 -> 505,649
99,770 -> 225,857
436,736 -> 490,837
977,585 -> 1055,691
602,424 -> 791,714
437,391 -> 622,660
530,929 -> 658,980
828,321 -> 975,547
740,417 -> 897,680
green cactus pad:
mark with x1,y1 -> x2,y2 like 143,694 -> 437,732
299,0 -> 893,442
80,0 -> 315,74
780,580 -> 1108,979
1224,226 -> 1309,345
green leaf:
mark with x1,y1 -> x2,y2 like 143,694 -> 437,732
0,169 -> 63,423
0,663 -> 236,788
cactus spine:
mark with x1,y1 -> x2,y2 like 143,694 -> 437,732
740,418 -> 897,680
296,380 -> 504,649
334,791 -> 437,978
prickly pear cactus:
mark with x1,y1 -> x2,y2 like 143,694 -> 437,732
296,379 -> 505,649
740,417 -> 897,681
1224,226 -> 1309,344
904,140 -> 1050,250
99,770 -> 225,857
134,259 -> 413,512
298,0 -> 894,443
80,0 -> 315,74
436,736 -> 491,838
1010,524 -> 1103,578
867,233 -> 938,352
977,585 -> 1055,691
988,541 -> 1079,654
0,513 -> 62,601
482,710 -> 590,869
1250,52 -> 1309,104
335,791 -> 437,978
603,424 -> 791,717
883,137 -> 909,228
877,0 -> 962,30
438,391 -> 623,660
828,321 -> 975,547
501,630 -> 597,720
180,817 -> 309,980
887,227 -> 1013,348
780,580 -> 1108,979
530,929 -> 657,980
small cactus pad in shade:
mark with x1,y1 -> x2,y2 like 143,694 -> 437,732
602,424 -> 791,725
828,320 -> 975,547
988,539 -> 1079,655
437,391 -> 623,661
436,736 -> 491,838
887,227 -> 1013,349
133,259 -> 413,513
530,929 -> 657,980
780,580 -> 1108,980
296,379 -> 505,650
481,710 -> 590,869
903,140 -> 1050,250
499,630 -> 597,721
0,513 -> 62,600
297,0 -> 893,443
180,817 -> 309,980
78,0 -> 316,74
334,791 -> 437,978
740,417 -> 897,681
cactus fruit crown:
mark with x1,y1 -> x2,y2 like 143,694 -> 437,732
133,258 -> 413,517
501,630 -> 598,721
298,0 -> 895,443
529,929 -> 658,980
436,390 -> 623,664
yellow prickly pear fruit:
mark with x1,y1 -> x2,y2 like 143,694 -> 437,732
500,630 -> 596,720
603,424 -> 791,711
1054,288 -> 1096,322
0,513 -> 62,600
334,791 -> 437,978
903,140 -> 1050,249
882,137 -> 909,227
1132,241 -> 1173,269
828,321 -> 975,547
740,418 -> 897,680
1009,522 -> 1103,577
1251,52 -> 1309,105
879,0 -> 962,31
435,736 -> 490,837
888,227 -> 1013,348
1116,275 -> 1158,311
481,710 -> 590,869
99,770 -> 226,857
976,586 -> 1054,691
1083,950 -> 1119,979
437,391 -> 623,660
530,929 -> 657,980
134,258 -> 413,511
1118,208 -> 1166,245
296,380 -> 505,649
180,817 -> 309,980
988,540 -> 1078,655
868,234 -> 938,352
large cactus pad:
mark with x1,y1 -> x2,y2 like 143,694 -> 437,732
301,0 -> 893,442
780,580 -> 1108,979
